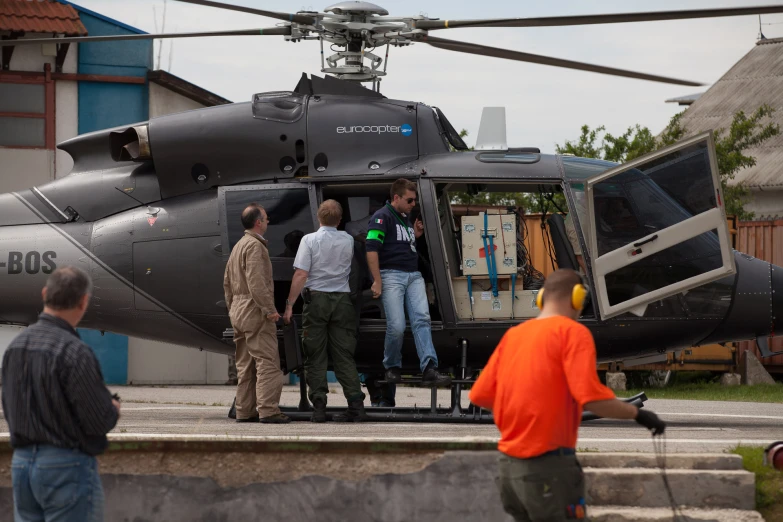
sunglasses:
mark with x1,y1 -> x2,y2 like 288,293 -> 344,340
405,197 -> 417,204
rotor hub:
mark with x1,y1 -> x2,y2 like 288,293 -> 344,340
281,2 -> 427,84
324,2 -> 389,16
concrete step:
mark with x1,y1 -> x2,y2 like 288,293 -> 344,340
586,468 -> 755,510
579,452 -> 743,470
589,506 -> 764,522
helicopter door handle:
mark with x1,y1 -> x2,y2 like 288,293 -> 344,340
633,234 -> 658,248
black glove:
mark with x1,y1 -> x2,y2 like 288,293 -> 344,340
635,408 -> 665,436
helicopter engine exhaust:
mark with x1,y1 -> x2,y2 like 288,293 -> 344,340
110,124 -> 152,162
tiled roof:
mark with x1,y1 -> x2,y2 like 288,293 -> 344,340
674,37 -> 783,189
0,0 -> 87,36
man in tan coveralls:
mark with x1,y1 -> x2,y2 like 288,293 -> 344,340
223,203 -> 290,424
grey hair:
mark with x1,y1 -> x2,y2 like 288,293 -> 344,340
43,266 -> 92,310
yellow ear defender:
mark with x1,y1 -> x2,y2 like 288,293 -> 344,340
536,285 -> 588,311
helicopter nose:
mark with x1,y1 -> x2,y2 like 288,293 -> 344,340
772,263 -> 783,337
700,252 -> 782,346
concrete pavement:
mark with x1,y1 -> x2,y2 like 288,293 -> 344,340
1,385 -> 778,453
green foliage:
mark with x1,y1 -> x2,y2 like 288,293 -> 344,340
658,110 -> 687,148
714,105 -> 781,219
451,130 -> 564,212
556,106 -> 780,220
615,382 -> 783,402
555,125 -> 605,159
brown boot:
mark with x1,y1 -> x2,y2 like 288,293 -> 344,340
333,400 -> 369,422
260,413 -> 291,424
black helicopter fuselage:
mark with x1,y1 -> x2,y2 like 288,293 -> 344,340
0,78 -> 780,373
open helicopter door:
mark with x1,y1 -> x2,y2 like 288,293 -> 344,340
582,131 -> 735,320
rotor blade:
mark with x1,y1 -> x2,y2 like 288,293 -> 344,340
417,5 -> 783,30
174,0 -> 316,25
422,36 -> 704,87
0,27 -> 291,46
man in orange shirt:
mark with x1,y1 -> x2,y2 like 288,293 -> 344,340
470,269 -> 665,521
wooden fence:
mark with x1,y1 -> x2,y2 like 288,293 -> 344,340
736,220 -> 783,372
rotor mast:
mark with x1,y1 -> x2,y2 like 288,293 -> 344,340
285,1 -> 424,89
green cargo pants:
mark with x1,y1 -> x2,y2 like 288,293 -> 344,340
301,291 -> 365,404
496,453 -> 586,521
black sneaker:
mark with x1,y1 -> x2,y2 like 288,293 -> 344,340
311,399 -> 327,423
385,367 -> 402,384
333,400 -> 369,422
236,415 -> 259,423
422,365 -> 452,387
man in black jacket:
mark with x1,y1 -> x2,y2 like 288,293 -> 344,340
2,267 -> 120,521
366,178 -> 451,387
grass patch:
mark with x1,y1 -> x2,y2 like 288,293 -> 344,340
614,383 -> 783,403
733,446 -> 783,521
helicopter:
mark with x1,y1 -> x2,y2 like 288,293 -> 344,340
1,1 -> 783,421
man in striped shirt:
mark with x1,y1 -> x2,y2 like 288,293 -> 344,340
2,266 -> 120,522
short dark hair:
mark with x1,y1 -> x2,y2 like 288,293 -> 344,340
43,266 -> 92,310
317,199 -> 343,227
542,269 -> 582,305
241,204 -> 264,230
390,178 -> 417,200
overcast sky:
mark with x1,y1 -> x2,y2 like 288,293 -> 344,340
73,0 -> 783,153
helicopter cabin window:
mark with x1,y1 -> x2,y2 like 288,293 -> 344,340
220,184 -> 315,314
435,182 -> 565,321
223,187 -> 314,255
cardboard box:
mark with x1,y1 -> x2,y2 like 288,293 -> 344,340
452,276 -> 540,320
461,213 -> 517,276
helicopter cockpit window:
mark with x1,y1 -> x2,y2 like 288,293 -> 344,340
561,156 -> 616,180
578,133 -> 734,320
222,186 -> 314,255
432,107 -> 469,151
252,91 -> 306,123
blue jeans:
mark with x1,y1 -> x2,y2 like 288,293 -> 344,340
380,269 -> 438,372
11,445 -> 104,522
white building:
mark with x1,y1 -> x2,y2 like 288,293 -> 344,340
1,0 -> 234,384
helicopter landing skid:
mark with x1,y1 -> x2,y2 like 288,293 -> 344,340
231,336 -> 648,423
279,391 -> 648,424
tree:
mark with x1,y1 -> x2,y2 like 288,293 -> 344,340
450,130 -> 563,212
555,106 -> 780,219
713,106 -> 780,219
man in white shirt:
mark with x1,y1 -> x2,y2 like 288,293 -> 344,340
283,200 -> 367,422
